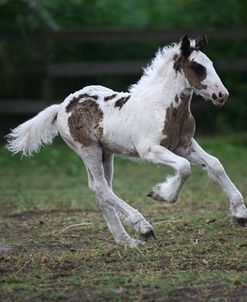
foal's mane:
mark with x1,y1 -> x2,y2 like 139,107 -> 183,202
129,43 -> 180,94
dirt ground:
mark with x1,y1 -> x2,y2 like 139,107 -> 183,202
1,135 -> 247,301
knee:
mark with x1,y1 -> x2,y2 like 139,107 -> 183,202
208,157 -> 225,176
177,159 -> 191,178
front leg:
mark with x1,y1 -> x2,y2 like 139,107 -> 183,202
139,145 -> 191,203
176,139 -> 247,225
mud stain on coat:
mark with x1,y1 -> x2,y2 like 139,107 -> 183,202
66,97 -> 103,147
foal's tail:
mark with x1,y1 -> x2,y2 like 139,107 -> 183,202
6,104 -> 60,156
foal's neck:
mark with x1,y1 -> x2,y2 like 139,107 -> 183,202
158,68 -> 192,107
129,54 -> 193,108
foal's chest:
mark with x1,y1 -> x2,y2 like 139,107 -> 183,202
160,98 -> 195,151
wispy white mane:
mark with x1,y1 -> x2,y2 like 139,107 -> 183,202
129,43 -> 180,94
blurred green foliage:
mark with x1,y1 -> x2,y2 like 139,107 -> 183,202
0,0 -> 247,133
1,0 -> 246,30
52,0 -> 246,28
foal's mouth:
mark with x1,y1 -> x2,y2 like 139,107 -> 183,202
201,94 -> 226,106
211,98 -> 226,106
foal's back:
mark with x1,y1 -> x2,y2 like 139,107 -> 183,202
56,85 -> 139,156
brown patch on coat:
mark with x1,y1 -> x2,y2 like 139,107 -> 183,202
173,55 -> 207,90
95,126 -> 104,141
66,96 -> 81,113
66,94 -> 98,113
79,93 -> 98,100
183,61 -> 207,90
104,94 -> 117,101
160,93 -> 195,151
173,55 -> 183,72
67,99 -> 103,147
114,95 -> 130,109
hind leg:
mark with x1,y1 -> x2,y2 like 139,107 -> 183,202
101,205 -> 143,247
84,145 -> 155,241
63,138 -> 153,245
102,149 -> 155,239
87,166 -> 143,247
102,150 -> 114,189
64,139 -> 141,246
83,150 -> 142,246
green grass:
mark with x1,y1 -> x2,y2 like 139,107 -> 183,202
1,134 -> 247,301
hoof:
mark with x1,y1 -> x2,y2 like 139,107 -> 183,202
232,217 -> 247,226
147,190 -> 177,203
141,229 -> 156,241
127,239 -> 145,248
118,237 -> 144,248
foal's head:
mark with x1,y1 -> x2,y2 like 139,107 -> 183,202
174,34 -> 229,106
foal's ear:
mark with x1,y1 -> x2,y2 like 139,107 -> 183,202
195,34 -> 208,51
180,35 -> 192,58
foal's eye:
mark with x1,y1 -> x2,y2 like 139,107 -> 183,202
190,61 -> 207,79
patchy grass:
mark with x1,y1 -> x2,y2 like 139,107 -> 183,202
1,134 -> 247,301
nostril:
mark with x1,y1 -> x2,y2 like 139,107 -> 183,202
219,92 -> 222,98
212,93 -> 217,100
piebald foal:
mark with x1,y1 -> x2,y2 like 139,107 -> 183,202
7,35 -> 247,247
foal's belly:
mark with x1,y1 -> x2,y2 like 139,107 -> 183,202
101,127 -> 139,157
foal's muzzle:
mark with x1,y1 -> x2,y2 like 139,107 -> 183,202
211,90 -> 229,106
